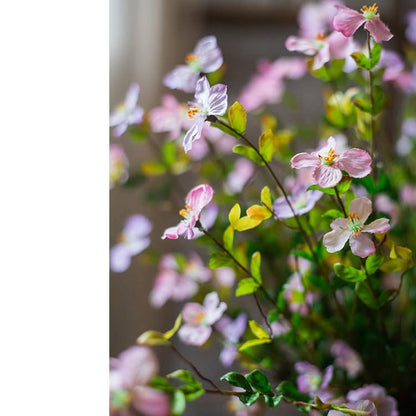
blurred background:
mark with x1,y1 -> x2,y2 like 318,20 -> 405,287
110,1 -> 414,414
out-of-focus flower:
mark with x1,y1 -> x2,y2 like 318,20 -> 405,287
406,10 -> 416,44
331,340 -> 363,378
163,36 -> 223,93
110,84 -> 144,137
224,159 -> 255,194
328,400 -> 377,416
271,318 -> 291,337
333,4 -> 393,43
111,215 -> 152,273
376,50 -> 405,82
214,267 -> 236,288
347,384 -> 398,416
295,361 -> 334,401
149,94 -> 188,140
323,197 -> 390,258
400,184 -> 416,207
182,76 -> 227,153
239,57 -> 306,111
216,314 -> 247,366
149,253 -> 211,308
273,184 -> 322,219
298,0 -> 342,38
396,118 -> 416,156
178,292 -> 227,345
375,194 -> 399,226
286,31 -> 352,70
291,136 -> 372,188
190,203 -> 219,239
110,346 -> 169,416
162,184 -> 214,240
284,273 -> 316,316
110,144 -> 129,189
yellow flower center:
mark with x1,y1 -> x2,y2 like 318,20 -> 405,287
321,147 -> 339,165
185,53 -> 197,64
348,212 -> 363,236
361,3 -> 378,18
179,204 -> 191,217
314,33 -> 327,41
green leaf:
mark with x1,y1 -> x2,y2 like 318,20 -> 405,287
351,51 -> 372,70
250,252 -> 262,283
161,140 -> 176,167
220,372 -> 253,392
150,376 -> 175,393
228,101 -> 247,134
180,384 -> 205,401
136,330 -> 172,346
209,252 -> 232,269
337,178 -> 352,194
239,392 -> 260,406
268,309 -> 280,324
365,253 -> 384,275
308,58 -> 345,81
141,161 -> 167,176
370,42 -> 382,68
355,281 -> 378,309
172,390 -> 186,416
239,338 -> 271,351
249,320 -> 269,339
246,370 -> 272,395
210,120 -> 240,139
322,209 -> 344,220
265,394 -> 284,408
164,314 -> 182,339
233,144 -> 264,165
258,129 -> 274,162
236,278 -> 260,297
223,225 -> 234,252
334,263 -> 366,283
372,85 -> 386,115
307,184 -> 335,195
167,369 -> 197,384
261,186 -> 273,211
276,381 -> 311,402
378,289 -> 397,307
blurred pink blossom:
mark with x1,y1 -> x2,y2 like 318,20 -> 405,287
224,158 -> 255,194
110,144 -> 129,189
295,361 -> 334,401
331,340 -> 363,378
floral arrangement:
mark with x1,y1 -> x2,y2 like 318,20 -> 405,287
110,2 -> 416,415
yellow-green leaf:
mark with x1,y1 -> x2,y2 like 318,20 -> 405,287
258,129 -> 274,162
234,216 -> 262,231
249,320 -> 270,340
229,203 -> 241,228
246,205 -> 272,221
137,330 -> 172,346
239,338 -> 271,351
223,225 -> 234,251
141,161 -> 166,176
228,101 -> 247,134
164,314 -> 182,340
250,252 -> 262,283
261,186 -> 272,211
236,277 -> 259,297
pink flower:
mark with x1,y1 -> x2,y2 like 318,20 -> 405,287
285,31 -> 352,70
331,340 -> 363,378
291,136 -> 372,188
406,10 -> 416,44
216,314 -> 247,366
298,0 -> 342,38
239,57 -> 306,111
110,215 -> 152,273
333,4 -> 393,43
214,267 -> 236,288
162,184 -> 214,240
110,346 -> 169,416
284,272 -> 317,316
328,400 -> 377,416
163,36 -> 223,93
110,83 -> 144,137
149,253 -> 211,308
323,197 -> 390,258
110,144 -> 129,189
182,76 -> 228,153
295,361 -> 334,401
400,184 -> 416,207
347,384 -> 398,416
149,94 -> 188,140
224,158 -> 255,194
178,292 -> 227,346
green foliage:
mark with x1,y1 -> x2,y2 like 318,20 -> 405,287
223,225 -> 234,252
236,277 -> 259,297
233,144 -> 265,165
334,263 -> 366,283
209,252 -> 233,269
228,101 -> 247,135
250,251 -> 262,283
365,253 -> 384,275
258,129 -> 274,162
355,281 -> 378,309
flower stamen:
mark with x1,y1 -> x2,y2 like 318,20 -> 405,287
179,204 -> 191,217
314,32 -> 327,41
360,3 -> 378,18
348,212 -> 363,236
320,147 -> 339,165
185,53 -> 197,65
187,106 -> 201,119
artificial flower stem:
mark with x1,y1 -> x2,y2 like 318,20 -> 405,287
334,186 -> 348,217
170,343 -> 222,391
212,117 -> 320,267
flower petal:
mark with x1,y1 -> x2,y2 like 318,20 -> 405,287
337,148 -> 372,178
323,227 -> 351,253
364,16 -> 393,43
333,5 -> 366,38
186,184 -> 214,214
132,386 -> 170,416
110,244 -> 131,273
195,36 -> 223,73
313,164 -> 343,188
125,83 -> 140,110
285,36 -> 319,55
348,197 -> 372,223
349,233 -> 375,258
273,196 -> 296,219
194,76 -> 211,107
178,325 -> 212,346
163,65 -> 199,93
182,302 -> 206,325
183,117 -> 205,153
291,153 -> 320,169
313,43 -> 330,70
362,218 -> 390,234
207,84 -> 228,116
